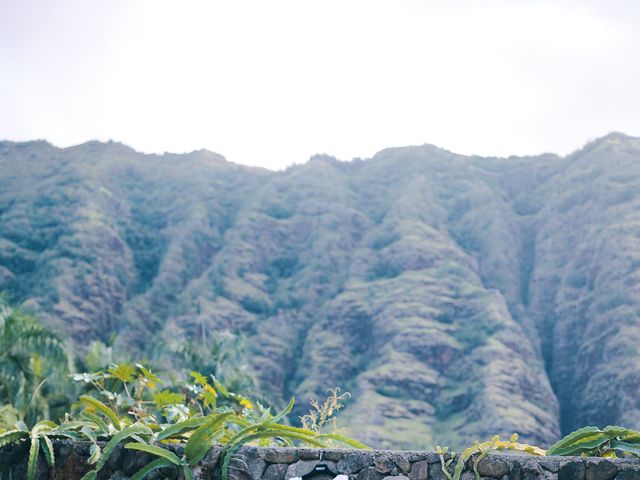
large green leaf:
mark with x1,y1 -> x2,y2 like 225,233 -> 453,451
185,413 -> 233,465
603,426 -> 634,437
225,398 -> 296,449
50,430 -> 83,440
55,421 -> 95,431
27,432 -> 40,480
610,440 -> 640,457
546,426 -> 603,456
603,426 -> 640,443
264,398 -> 295,427
40,435 -> 55,467
32,420 -> 56,431
80,395 -> 122,430
81,412 -> 109,435
0,430 -> 28,449
82,425 -> 99,444
553,433 -> 610,456
80,471 -> 97,480
94,423 -> 152,472
183,465 -> 195,480
266,423 -> 319,436
24,420 -> 57,480
156,416 -> 209,441
125,442 -> 181,465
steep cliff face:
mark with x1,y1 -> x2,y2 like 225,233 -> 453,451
525,134 -> 640,434
1,133 -> 639,449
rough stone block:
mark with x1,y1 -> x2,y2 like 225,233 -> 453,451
476,456 -> 510,479
298,449 -> 321,460
374,455 -> 396,474
395,457 -> 411,475
559,462 -> 586,480
358,466 -> 383,480
429,462 -> 452,480
228,453 -> 267,480
264,449 -> 299,464
616,471 -> 640,480
264,463 -> 290,480
338,453 -> 374,474
202,447 -> 223,469
586,460 -> 618,480
409,460 -> 429,480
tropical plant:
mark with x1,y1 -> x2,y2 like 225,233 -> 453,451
546,425 -> 640,458
0,298 -> 69,423
122,396 -> 368,480
0,362 -> 368,480
0,417 -> 103,480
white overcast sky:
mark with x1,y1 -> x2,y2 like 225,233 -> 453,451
1,1 -> 639,170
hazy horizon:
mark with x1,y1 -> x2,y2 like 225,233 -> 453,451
0,130 -> 634,172
2,0 -> 640,169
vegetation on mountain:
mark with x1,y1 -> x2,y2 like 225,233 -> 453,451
1,133 -> 640,448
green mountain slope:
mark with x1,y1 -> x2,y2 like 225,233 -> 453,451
1,133 -> 639,449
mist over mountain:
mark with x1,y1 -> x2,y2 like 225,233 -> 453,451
1,133 -> 639,449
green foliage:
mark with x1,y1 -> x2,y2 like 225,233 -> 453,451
0,429 -> 29,449
3,419 -> 59,480
0,405 -> 20,432
0,299 -> 69,423
433,427 -> 640,480
546,425 -> 640,458
0,361 -> 366,479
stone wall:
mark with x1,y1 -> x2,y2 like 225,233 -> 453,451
2,442 -> 640,480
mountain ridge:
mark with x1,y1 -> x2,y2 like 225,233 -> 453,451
1,133 -> 640,449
